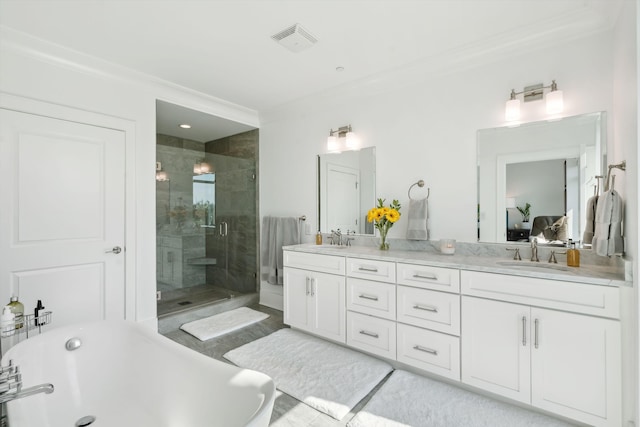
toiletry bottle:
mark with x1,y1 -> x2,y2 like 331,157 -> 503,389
8,296 -> 24,329
1,306 -> 15,337
34,300 -> 45,326
567,242 -> 580,267
316,231 -> 323,245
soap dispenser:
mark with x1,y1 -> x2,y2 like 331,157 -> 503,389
315,231 -> 323,245
8,296 -> 24,329
567,241 -> 580,267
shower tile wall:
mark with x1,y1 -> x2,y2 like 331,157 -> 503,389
205,129 -> 259,294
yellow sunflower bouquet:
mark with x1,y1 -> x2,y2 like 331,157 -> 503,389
367,198 -> 401,250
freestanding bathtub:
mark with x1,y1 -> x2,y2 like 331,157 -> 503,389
1,320 -> 275,427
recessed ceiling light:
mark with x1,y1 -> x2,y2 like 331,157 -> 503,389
179,124 -> 191,129
336,66 -> 345,72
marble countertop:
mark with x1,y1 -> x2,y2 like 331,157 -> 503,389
284,243 -> 630,287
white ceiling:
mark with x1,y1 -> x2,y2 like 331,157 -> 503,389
0,0 -> 622,140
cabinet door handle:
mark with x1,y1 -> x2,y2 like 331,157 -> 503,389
522,316 -> 527,346
413,345 -> 438,356
534,319 -> 539,349
412,273 -> 438,280
310,278 -> 316,297
359,330 -> 379,339
413,304 -> 438,313
358,294 -> 379,301
305,277 -> 310,296
358,266 -> 379,273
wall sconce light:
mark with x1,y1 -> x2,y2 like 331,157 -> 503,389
505,80 -> 563,121
327,125 -> 359,152
193,159 -> 213,175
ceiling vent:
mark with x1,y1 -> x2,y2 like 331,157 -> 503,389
271,23 -> 317,53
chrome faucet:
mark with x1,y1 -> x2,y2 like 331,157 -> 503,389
530,237 -> 539,262
330,229 -> 342,246
0,360 -> 54,404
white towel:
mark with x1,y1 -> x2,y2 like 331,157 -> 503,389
592,189 -> 624,256
260,216 -> 300,285
406,197 -> 429,240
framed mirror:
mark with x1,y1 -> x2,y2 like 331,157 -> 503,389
318,147 -> 376,235
477,112 -> 605,244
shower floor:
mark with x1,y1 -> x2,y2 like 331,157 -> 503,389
157,284 -> 233,318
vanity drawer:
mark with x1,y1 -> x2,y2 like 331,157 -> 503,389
347,311 -> 396,360
397,286 -> 460,335
347,257 -> 396,282
347,278 -> 396,320
397,263 -> 460,293
460,271 -> 621,319
283,250 -> 345,275
397,323 -> 460,381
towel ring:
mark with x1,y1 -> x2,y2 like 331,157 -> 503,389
408,180 -> 430,200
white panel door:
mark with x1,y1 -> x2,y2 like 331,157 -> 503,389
0,109 -> 125,331
326,164 -> 359,232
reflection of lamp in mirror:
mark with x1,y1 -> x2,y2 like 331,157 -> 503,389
505,80 -> 563,122
327,125 -> 359,152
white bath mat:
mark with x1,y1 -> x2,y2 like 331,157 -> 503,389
180,307 -> 269,341
223,328 -> 393,420
348,370 -> 574,427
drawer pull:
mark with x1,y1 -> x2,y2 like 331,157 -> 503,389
359,330 -> 379,339
413,304 -> 438,313
413,345 -> 438,355
358,294 -> 379,301
358,266 -> 379,273
413,273 -> 438,280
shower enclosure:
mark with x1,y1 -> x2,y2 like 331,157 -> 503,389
155,129 -> 259,317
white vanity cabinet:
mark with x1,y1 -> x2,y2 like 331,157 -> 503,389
461,271 -> 622,427
395,263 -> 461,380
283,251 -> 346,343
345,257 -> 397,359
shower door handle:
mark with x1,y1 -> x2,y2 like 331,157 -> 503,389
218,222 -> 228,237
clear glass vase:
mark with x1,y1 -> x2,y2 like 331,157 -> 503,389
379,227 -> 390,250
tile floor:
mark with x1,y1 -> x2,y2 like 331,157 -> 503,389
162,304 -> 383,426
162,304 -> 574,427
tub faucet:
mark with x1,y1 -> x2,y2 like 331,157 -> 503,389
0,360 -> 54,404
530,237 -> 539,262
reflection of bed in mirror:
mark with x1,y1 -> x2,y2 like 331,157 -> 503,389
529,215 -> 568,245
477,112 -> 606,244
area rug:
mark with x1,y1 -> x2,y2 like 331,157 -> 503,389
223,328 -> 393,420
347,370 -> 574,427
180,307 -> 269,341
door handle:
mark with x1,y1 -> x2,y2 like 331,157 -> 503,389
534,319 -> 539,349
522,316 -> 527,346
105,246 -> 122,254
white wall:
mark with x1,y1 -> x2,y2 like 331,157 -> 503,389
260,33 -> 615,244
612,0 -> 639,425
0,27 -> 259,329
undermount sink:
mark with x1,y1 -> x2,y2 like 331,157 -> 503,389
495,261 -> 570,272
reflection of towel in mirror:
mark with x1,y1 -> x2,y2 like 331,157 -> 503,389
406,198 -> 429,240
592,190 -> 624,256
582,195 -> 598,244
261,216 -> 300,285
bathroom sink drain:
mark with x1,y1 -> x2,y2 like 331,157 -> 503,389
75,415 -> 96,426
